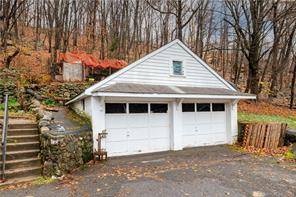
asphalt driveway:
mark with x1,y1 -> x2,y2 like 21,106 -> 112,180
1,145 -> 296,197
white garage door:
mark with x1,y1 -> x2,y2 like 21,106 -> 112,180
105,103 -> 170,156
182,103 -> 227,148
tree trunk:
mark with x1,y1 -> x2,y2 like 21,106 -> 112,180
72,0 -> 78,47
290,59 -> 296,109
247,57 -> 260,95
176,0 -> 182,41
91,0 -> 98,51
5,48 -> 20,68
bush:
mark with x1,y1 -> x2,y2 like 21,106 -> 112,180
284,150 -> 295,160
42,98 -> 58,107
0,98 -> 21,111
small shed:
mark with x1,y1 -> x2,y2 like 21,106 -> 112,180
63,61 -> 83,81
57,51 -> 127,82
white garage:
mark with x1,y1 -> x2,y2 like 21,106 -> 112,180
68,39 -> 256,157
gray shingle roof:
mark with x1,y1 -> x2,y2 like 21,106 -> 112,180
94,83 -> 254,97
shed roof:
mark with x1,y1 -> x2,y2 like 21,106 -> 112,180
58,51 -> 127,69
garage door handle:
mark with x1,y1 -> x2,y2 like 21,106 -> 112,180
127,134 -> 130,137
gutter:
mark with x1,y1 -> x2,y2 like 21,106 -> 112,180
65,92 -> 88,105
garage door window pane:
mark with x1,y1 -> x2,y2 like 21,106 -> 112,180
129,103 -> 148,113
196,103 -> 210,112
105,103 -> 126,113
151,104 -> 168,113
212,103 -> 225,111
182,103 -> 195,112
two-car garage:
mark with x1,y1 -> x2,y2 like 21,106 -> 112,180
105,101 -> 227,157
68,40 -> 255,157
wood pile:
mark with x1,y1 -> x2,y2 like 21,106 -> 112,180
240,122 -> 287,149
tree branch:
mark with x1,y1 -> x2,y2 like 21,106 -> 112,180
145,0 -> 177,16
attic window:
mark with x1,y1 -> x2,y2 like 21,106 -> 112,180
172,61 -> 184,75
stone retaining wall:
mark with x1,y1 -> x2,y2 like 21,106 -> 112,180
30,99 -> 93,177
38,82 -> 93,102
0,84 -> 17,103
40,130 -> 93,177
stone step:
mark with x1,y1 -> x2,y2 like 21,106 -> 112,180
8,123 -> 38,130
0,166 -> 41,179
0,175 -> 39,187
1,141 -> 40,152
6,128 -> 39,136
0,157 -> 41,170
6,134 -> 40,143
0,149 -> 40,161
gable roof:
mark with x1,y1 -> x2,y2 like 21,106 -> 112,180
66,39 -> 250,105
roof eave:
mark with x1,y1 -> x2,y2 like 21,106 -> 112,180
92,92 -> 256,100
65,92 -> 89,105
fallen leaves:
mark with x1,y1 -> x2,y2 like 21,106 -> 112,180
54,175 -> 82,190
232,145 -> 296,163
95,161 -> 192,182
243,146 -> 289,156
0,181 -> 32,191
238,101 -> 296,118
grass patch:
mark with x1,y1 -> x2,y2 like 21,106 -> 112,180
0,98 -> 20,111
238,112 -> 296,129
42,98 -> 60,107
79,164 -> 89,171
284,150 -> 295,160
0,110 -> 35,119
32,177 -> 56,185
226,144 -> 245,153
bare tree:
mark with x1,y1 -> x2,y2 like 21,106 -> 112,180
290,54 -> 296,109
2,0 -> 296,105
146,0 -> 201,41
0,0 -> 27,68
225,0 -> 273,94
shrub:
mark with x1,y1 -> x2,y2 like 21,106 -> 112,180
0,98 -> 21,111
42,98 -> 58,107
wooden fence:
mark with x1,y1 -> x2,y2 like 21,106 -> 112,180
240,122 -> 287,149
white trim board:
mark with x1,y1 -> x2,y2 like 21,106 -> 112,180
92,92 -> 256,100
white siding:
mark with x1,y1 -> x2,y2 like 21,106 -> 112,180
72,100 -> 83,112
104,43 -> 229,89
84,97 -> 92,117
71,97 -> 92,118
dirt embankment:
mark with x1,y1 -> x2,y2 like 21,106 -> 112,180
238,101 -> 296,118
